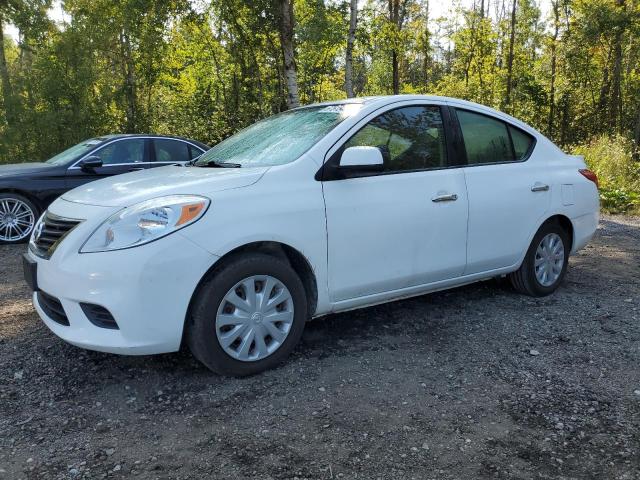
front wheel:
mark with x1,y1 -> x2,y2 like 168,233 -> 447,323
509,221 -> 570,297
187,253 -> 308,376
0,193 -> 38,245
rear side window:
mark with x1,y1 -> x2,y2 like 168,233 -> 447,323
189,145 -> 204,159
344,106 -> 447,172
457,109 -> 514,164
153,139 -> 191,163
456,109 -> 535,164
509,125 -> 534,159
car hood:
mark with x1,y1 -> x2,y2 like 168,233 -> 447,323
61,165 -> 269,207
0,162 -> 54,178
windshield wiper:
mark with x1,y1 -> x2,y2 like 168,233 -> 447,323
185,154 -> 202,166
199,160 -> 242,168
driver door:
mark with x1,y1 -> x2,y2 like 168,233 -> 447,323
322,104 -> 468,303
66,138 -> 151,190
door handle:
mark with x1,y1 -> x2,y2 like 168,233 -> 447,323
431,193 -> 458,203
531,183 -> 549,192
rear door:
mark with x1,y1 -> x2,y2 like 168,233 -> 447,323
65,138 -> 150,189
322,102 -> 469,302
454,107 -> 551,274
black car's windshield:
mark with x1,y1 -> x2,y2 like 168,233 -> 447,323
195,104 -> 362,168
45,138 -> 105,166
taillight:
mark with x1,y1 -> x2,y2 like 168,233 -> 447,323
579,169 -> 599,189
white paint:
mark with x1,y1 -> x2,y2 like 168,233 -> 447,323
28,94 -> 599,356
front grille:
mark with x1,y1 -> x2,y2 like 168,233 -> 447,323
30,212 -> 82,259
80,303 -> 119,330
37,291 -> 69,326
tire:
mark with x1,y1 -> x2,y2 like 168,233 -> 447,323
0,193 -> 39,245
187,253 -> 308,376
509,221 -> 570,297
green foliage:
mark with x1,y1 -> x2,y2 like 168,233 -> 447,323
574,134 -> 640,213
0,0 -> 639,219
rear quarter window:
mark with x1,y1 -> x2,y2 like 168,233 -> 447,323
508,125 -> 535,159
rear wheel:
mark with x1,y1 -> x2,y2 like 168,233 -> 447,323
0,193 -> 38,245
187,253 -> 307,376
509,221 -> 570,297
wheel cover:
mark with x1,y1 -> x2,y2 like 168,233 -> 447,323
534,233 -> 565,287
215,275 -> 294,362
0,198 -> 35,242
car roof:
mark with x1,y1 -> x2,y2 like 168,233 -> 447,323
296,95 -> 538,137
94,134 -> 209,149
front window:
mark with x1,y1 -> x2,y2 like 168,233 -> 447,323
195,104 -> 361,168
94,139 -> 146,165
45,138 -> 105,165
344,106 -> 447,172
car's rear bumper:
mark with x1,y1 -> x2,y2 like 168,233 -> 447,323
571,210 -> 599,253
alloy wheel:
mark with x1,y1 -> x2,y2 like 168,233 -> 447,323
0,198 -> 35,242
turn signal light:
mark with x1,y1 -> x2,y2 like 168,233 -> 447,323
176,202 -> 206,226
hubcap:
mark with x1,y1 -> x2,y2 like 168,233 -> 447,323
215,275 -> 294,362
0,198 -> 35,242
534,233 -> 565,287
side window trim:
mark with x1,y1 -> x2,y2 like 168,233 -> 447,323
68,137 -> 204,169
451,107 -> 537,167
317,103 -> 458,181
148,138 -> 157,163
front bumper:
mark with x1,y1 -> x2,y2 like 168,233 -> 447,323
29,199 -> 219,355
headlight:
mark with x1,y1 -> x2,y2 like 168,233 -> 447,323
80,195 -> 210,253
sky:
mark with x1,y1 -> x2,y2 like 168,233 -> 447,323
4,0 -> 551,42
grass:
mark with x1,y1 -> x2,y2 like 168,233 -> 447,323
573,134 -> 640,214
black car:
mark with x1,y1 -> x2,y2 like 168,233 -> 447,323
0,134 -> 209,244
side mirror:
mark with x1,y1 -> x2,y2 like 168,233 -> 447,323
339,146 -> 384,171
79,156 -> 103,172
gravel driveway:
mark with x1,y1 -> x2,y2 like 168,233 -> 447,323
1,215 -> 639,480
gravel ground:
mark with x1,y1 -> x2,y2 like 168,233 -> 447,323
1,215 -> 639,480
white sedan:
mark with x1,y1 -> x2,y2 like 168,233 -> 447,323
23,95 -> 599,376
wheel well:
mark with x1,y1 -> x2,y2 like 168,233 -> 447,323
544,214 -> 574,251
187,241 -> 318,324
0,188 -> 44,213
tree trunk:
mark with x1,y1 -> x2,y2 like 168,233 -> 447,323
547,0 -> 559,137
504,0 -> 517,110
609,0 -> 625,132
120,29 -> 137,133
634,106 -> 640,161
0,13 -> 15,126
388,0 -> 404,95
559,93 -> 570,147
392,50 -> 399,94
278,0 -> 299,108
422,0 -> 430,89
345,0 -> 357,98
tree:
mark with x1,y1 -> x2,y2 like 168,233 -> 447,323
277,0 -> 299,108
1,0 -> 640,172
0,10 -> 14,126
504,0 -> 517,110
345,0 -> 357,97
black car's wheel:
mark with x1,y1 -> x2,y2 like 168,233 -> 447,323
187,253 -> 308,376
509,221 -> 570,297
0,193 -> 38,245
